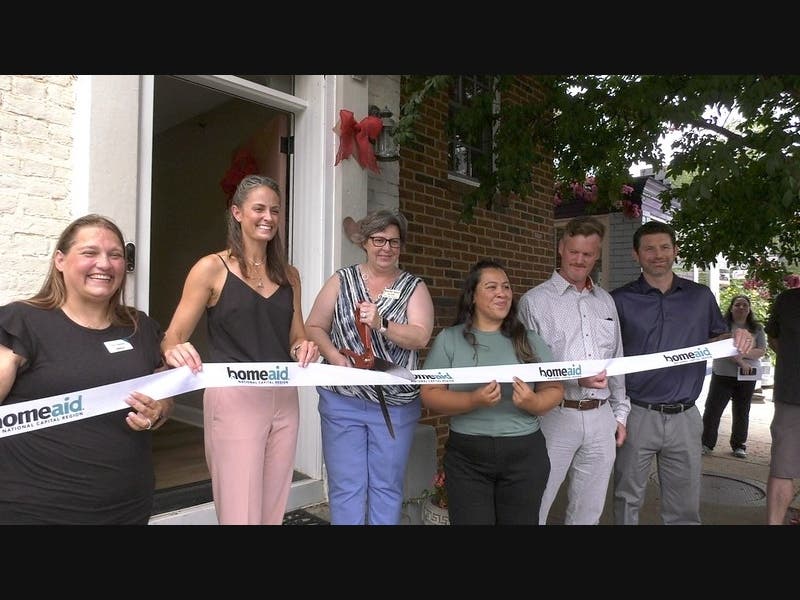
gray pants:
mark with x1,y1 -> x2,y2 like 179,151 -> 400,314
539,402 -> 617,525
613,403 -> 703,525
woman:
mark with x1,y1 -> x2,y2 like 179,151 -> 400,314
161,175 -> 318,525
0,214 -> 172,524
420,259 -> 563,525
702,294 -> 766,458
305,209 -> 434,525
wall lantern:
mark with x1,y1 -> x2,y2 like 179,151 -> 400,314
369,104 -> 399,162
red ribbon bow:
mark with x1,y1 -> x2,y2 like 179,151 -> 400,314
334,109 -> 383,174
220,146 -> 259,203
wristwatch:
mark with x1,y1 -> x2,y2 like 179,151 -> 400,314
379,316 -> 389,334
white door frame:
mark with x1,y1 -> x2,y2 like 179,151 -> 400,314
76,74 -> 376,521
135,75 -> 332,515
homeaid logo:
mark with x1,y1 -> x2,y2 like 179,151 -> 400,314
538,364 -> 582,380
663,346 -> 712,364
227,365 -> 290,385
414,371 -> 455,383
1,396 -> 84,433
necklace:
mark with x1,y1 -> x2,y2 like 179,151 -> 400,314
359,266 -> 395,301
246,257 -> 265,288
62,307 -> 110,329
246,271 -> 264,289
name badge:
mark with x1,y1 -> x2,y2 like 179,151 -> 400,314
104,339 -> 133,353
737,364 -> 761,382
381,288 -> 401,300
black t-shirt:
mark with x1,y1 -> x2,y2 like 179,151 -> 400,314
765,288 -> 800,405
0,302 -> 163,524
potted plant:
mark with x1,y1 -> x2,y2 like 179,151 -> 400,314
421,471 -> 449,525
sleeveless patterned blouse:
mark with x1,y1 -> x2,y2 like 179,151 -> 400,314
324,264 -> 422,406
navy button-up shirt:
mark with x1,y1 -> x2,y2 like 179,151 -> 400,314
611,274 -> 728,405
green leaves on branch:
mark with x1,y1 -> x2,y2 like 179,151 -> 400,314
398,75 -> 800,291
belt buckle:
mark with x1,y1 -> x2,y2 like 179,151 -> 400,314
575,399 -> 584,410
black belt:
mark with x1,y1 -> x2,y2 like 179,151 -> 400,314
630,398 -> 695,414
561,398 -> 607,411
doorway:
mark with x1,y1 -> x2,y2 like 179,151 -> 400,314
148,75 -> 294,500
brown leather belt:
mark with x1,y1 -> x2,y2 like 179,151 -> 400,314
560,398 -> 607,411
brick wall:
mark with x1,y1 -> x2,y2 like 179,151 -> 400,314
0,75 -> 77,304
398,76 -> 555,461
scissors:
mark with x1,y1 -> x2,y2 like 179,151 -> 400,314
340,305 -> 414,438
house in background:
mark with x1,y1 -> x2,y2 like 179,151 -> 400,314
0,74 -> 557,523
553,170 -> 677,292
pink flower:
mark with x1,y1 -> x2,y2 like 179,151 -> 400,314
743,278 -> 764,290
784,274 -> 800,289
553,177 -> 640,219
622,199 -> 641,219
428,471 -> 448,509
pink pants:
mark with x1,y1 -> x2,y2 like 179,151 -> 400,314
203,386 -> 299,525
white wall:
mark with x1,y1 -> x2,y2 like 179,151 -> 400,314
0,75 -> 77,303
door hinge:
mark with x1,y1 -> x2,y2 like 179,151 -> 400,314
280,136 -> 294,155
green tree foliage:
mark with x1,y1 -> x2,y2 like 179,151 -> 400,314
399,75 -> 800,291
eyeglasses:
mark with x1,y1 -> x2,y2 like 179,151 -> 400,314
369,236 -> 402,249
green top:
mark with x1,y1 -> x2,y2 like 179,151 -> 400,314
422,324 -> 553,437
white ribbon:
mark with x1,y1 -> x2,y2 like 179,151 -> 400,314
0,339 -> 737,439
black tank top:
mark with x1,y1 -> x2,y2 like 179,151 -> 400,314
206,255 -> 294,362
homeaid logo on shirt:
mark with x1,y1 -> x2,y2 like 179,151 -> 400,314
663,346 -> 712,364
226,365 -> 290,385
0,396 -> 84,433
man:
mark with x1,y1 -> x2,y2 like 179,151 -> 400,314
611,221 -> 753,525
519,216 -> 628,525
764,285 -> 800,525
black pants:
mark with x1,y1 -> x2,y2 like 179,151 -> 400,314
443,429 -> 549,525
701,374 -> 756,451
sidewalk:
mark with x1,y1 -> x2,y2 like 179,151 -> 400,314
302,379 -> 800,525
545,383 -> 800,525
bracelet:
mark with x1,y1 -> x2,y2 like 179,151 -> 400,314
291,344 -> 302,360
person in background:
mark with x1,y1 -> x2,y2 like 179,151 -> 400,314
0,214 -> 172,524
421,259 -> 563,525
161,175 -> 318,525
701,294 -> 766,459
305,209 -> 434,525
611,221 -> 753,525
764,284 -> 800,524
518,216 -> 628,525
